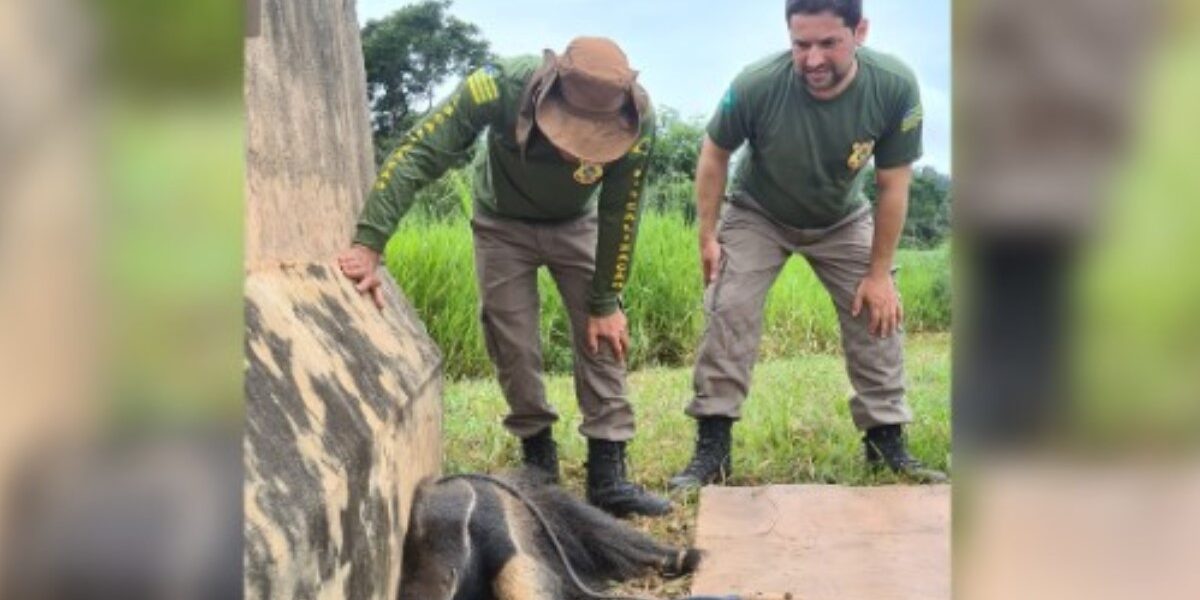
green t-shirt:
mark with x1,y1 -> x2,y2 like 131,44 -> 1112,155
355,56 -> 656,316
708,47 -> 923,228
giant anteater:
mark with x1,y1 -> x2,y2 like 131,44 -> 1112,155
398,468 -> 715,600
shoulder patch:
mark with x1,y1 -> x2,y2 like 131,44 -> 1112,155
901,104 -> 923,133
466,67 -> 500,105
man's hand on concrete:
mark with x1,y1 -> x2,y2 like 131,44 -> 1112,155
852,272 -> 903,338
337,244 -> 385,309
586,310 -> 630,364
699,233 -> 723,287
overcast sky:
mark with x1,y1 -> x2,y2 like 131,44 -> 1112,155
356,0 -> 951,173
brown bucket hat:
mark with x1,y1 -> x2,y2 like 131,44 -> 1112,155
516,37 -> 650,164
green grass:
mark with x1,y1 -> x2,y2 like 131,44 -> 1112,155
440,332 -> 950,598
441,332 -> 951,486
386,212 -> 950,380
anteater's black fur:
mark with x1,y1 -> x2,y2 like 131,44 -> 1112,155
398,469 -> 702,600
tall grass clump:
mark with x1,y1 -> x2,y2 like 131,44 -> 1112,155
622,212 -> 706,367
759,260 -> 843,357
896,242 -> 951,331
385,215 -> 491,378
385,211 -> 949,380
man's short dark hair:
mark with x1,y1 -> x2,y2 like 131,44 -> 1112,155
785,0 -> 863,29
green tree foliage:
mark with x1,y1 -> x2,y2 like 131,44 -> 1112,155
645,108 -> 706,219
648,108 -> 705,181
362,0 -> 492,154
864,165 -> 952,249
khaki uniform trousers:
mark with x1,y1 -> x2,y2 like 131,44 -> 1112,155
471,210 -> 634,441
688,201 -> 913,430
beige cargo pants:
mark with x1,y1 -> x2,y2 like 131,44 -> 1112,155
688,201 -> 913,430
471,209 -> 634,442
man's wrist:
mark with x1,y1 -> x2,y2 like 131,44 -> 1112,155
867,263 -> 893,279
353,225 -> 390,254
352,242 -> 381,256
587,295 -> 621,317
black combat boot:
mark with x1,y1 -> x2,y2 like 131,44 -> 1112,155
520,427 -> 560,484
864,424 -> 948,484
586,439 -> 672,518
668,416 -> 733,491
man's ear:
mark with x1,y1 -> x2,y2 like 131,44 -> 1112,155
854,18 -> 870,46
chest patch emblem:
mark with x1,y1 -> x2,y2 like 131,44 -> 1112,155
847,140 -> 876,171
573,163 -> 604,185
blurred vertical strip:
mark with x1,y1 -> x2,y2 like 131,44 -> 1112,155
0,0 -> 101,590
954,0 -> 1200,598
1,0 -> 246,598
953,0 -> 1164,451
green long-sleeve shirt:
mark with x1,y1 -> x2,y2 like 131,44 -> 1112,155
355,55 -> 656,316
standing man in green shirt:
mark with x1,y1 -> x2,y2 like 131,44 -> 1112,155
339,37 -> 670,517
671,0 -> 947,488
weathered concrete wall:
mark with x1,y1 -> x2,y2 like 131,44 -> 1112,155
244,265 -> 442,600
244,1 -> 443,599
245,0 -> 376,266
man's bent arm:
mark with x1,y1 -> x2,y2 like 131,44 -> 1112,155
354,68 -> 499,251
590,131 -> 655,316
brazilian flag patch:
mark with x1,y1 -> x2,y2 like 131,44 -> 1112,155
719,87 -> 736,112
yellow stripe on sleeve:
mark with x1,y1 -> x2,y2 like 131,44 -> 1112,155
466,75 -> 483,104
466,70 -> 499,104
482,77 -> 498,102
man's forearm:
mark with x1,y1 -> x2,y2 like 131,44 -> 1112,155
869,185 -> 908,277
590,138 -> 653,316
695,145 -> 730,240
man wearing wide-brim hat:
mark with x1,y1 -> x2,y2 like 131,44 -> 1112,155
339,37 -> 670,517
